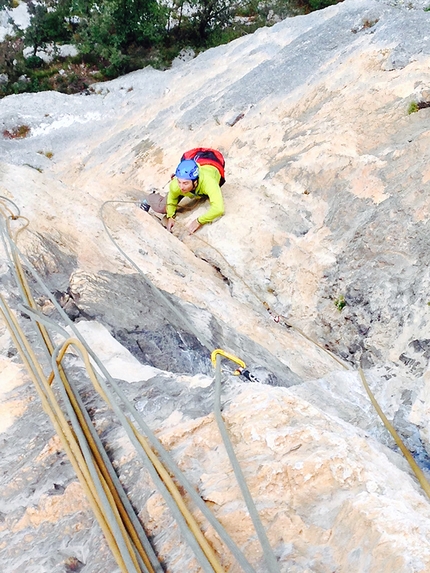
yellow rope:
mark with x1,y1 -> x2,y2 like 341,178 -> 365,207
51,340 -> 155,573
2,207 -> 228,572
55,337 -> 225,573
190,236 -> 430,500
0,297 -> 133,573
358,368 -> 430,499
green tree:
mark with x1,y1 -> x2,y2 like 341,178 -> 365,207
75,0 -> 168,73
167,0 -> 237,46
24,0 -> 73,56
189,0 -> 236,43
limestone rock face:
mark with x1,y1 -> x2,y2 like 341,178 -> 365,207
1,0 -> 430,571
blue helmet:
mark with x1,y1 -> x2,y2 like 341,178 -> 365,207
175,159 -> 199,181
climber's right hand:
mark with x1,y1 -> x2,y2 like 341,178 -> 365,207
166,217 -> 175,232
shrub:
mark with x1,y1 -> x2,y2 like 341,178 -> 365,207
334,295 -> 346,312
408,101 -> 419,114
0,0 -> 321,96
25,55 -> 45,69
298,0 -> 342,12
3,124 -> 31,139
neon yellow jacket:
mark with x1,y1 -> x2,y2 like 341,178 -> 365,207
166,164 -> 225,225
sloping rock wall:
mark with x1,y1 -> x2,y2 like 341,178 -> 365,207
1,0 -> 430,571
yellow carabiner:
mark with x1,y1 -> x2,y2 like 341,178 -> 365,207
211,349 -> 246,371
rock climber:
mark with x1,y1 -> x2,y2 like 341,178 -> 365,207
143,148 -> 226,235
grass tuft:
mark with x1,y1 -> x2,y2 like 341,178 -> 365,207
408,101 -> 419,114
3,125 -> 31,139
334,295 -> 346,312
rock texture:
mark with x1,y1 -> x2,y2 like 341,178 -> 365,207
1,0 -> 430,571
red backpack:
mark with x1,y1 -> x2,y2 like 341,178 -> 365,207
181,148 -> 226,186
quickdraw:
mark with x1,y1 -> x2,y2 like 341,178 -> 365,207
211,349 -> 262,384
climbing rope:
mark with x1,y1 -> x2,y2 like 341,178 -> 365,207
0,295 -> 144,573
51,338 -> 224,573
3,191 -> 430,573
189,227 -> 430,499
212,350 -> 281,573
128,200 -> 430,501
100,199 -> 281,572
186,232 -> 430,499
358,366 -> 430,499
191,233 -> 350,371
0,202 -> 257,572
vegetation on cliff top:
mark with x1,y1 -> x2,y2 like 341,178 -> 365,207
0,0 -> 341,96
